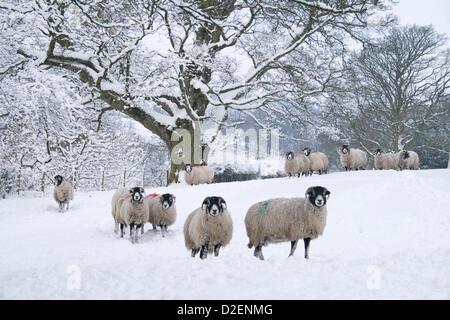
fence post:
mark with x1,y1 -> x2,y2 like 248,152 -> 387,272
41,171 -> 46,195
16,166 -> 21,196
100,168 -> 105,192
122,168 -> 126,187
72,167 -> 77,191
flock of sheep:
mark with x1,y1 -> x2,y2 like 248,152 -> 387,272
51,144 -> 419,260
285,145 -> 420,177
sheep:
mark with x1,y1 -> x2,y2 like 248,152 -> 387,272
183,196 -> 233,259
374,149 -> 399,170
141,193 -> 176,237
337,145 -> 367,171
184,164 -> 214,185
245,186 -> 330,260
111,187 -> 149,243
303,148 -> 328,175
397,150 -> 420,170
296,153 -> 311,177
284,152 -> 300,177
53,175 -> 74,213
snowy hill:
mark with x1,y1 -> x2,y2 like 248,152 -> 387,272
0,169 -> 449,299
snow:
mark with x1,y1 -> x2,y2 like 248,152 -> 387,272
0,169 -> 449,299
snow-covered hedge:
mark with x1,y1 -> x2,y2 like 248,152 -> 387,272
211,157 -> 285,183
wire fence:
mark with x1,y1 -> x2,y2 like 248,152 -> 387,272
10,166 -> 165,197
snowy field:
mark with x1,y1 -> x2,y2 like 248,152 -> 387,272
0,169 -> 449,300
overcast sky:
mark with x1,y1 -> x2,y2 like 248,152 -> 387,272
391,0 -> 450,38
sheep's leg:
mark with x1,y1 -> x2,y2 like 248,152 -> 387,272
66,202 -> 69,211
304,237 -> 311,259
114,222 -> 119,233
129,223 -> 135,243
200,242 -> 209,260
130,223 -> 136,244
152,224 -> 157,230
191,248 -> 200,257
289,240 -> 298,257
214,244 -> 221,256
120,224 -> 124,238
319,169 -> 322,175
159,224 -> 165,238
135,224 -> 142,243
140,224 -> 144,235
254,243 -> 264,260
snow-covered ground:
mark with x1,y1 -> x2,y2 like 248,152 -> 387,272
0,169 -> 449,299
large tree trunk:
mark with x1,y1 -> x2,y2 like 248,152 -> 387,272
164,120 -> 211,186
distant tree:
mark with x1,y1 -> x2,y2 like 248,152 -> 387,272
328,25 -> 450,167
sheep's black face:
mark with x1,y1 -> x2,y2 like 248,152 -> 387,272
161,193 -> 175,209
402,151 -> 410,160
54,175 -> 63,186
375,149 -> 382,156
185,164 -> 192,173
341,145 -> 349,154
202,196 -> 227,216
305,186 -> 330,208
129,187 -> 145,204
286,152 -> 294,160
303,148 -> 311,156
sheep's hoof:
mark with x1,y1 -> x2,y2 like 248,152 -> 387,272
259,255 -> 265,261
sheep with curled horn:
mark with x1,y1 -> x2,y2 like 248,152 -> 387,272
111,187 -> 149,243
245,186 -> 331,260
337,145 -> 367,171
183,196 -> 233,259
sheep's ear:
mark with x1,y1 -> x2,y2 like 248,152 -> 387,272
305,187 -> 314,198
201,197 -> 210,211
171,195 -> 176,203
324,189 -> 331,199
140,187 -> 145,194
129,189 -> 134,194
219,197 -> 227,209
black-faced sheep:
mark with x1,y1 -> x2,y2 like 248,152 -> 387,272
245,186 -> 330,260
285,152 -> 300,177
111,187 -> 149,243
397,150 -> 419,170
303,148 -> 328,175
184,164 -> 214,185
141,193 -> 176,237
53,175 -> 74,213
183,196 -> 233,259
374,149 -> 399,170
337,145 -> 367,171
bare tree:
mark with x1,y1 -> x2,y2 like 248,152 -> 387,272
328,25 -> 450,166
1,0 -> 388,183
